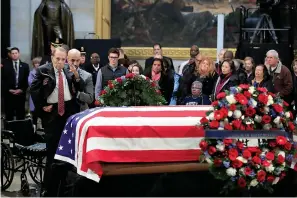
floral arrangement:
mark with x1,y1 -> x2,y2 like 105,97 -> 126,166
95,73 -> 167,107
198,84 -> 297,194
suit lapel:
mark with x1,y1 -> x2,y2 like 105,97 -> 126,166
18,62 -> 24,82
63,67 -> 73,94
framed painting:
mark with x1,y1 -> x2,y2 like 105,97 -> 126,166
95,0 -> 257,59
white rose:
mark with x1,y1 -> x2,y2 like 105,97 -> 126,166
267,95 -> 274,105
248,86 -> 255,94
218,127 -> 224,130
250,179 -> 259,187
249,98 -> 258,108
233,110 -> 242,119
205,157 -> 213,164
254,115 -> 262,123
228,111 -> 233,117
263,124 -> 272,130
140,74 -> 147,79
236,156 -> 248,163
216,144 -> 225,151
272,177 -> 280,185
209,112 -> 214,120
273,116 -> 281,124
226,167 -> 237,176
239,168 -> 245,174
265,164 -> 275,173
226,95 -> 236,104
276,123 -> 283,129
224,118 -> 229,124
264,106 -> 270,114
285,112 -> 291,118
209,107 -> 214,111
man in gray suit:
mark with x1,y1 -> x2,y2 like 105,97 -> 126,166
67,49 -> 94,111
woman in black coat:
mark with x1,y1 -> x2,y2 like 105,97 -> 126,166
248,64 -> 274,92
144,58 -> 174,105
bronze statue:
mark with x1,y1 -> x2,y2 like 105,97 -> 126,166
31,0 -> 74,58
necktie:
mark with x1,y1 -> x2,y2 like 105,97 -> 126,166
14,62 -> 18,87
58,69 -> 65,116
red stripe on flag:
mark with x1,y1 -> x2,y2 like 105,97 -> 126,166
88,126 -> 205,138
85,149 -> 201,163
94,110 -> 208,118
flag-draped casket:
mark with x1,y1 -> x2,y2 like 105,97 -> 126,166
54,106 -> 210,182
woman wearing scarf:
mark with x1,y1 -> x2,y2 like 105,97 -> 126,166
212,60 -> 239,100
144,58 -> 174,105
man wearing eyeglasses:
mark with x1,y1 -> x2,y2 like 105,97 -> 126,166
95,48 -> 128,98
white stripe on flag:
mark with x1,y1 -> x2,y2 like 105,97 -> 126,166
87,117 -> 203,127
86,137 -> 203,152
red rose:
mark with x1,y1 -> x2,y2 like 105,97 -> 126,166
145,76 -> 150,81
126,73 -> 135,79
284,142 -> 292,151
272,104 -> 283,113
229,148 -> 239,161
248,147 -> 261,154
262,115 -> 271,124
232,159 -> 243,168
276,136 -> 287,145
283,101 -> 289,107
156,90 -> 161,95
229,104 -> 237,111
232,119 -> 242,129
243,150 -> 251,159
257,87 -> 268,93
265,152 -> 275,160
216,92 -> 226,100
236,141 -> 244,150
224,123 -> 233,130
151,81 -> 157,87
245,107 -> 256,117
94,100 -> 101,106
252,156 -> 261,164
224,139 -> 233,145
208,146 -> 217,155
257,170 -> 266,182
288,122 -> 295,132
238,177 -> 246,188
235,93 -> 248,105
220,107 -> 228,118
214,159 -> 222,167
243,91 -> 251,98
212,101 -> 219,106
262,160 -> 271,167
108,83 -> 114,89
277,155 -> 285,164
246,124 -> 254,131
200,117 -> 209,125
239,84 -> 249,89
209,120 -> 219,129
107,80 -> 113,85
199,140 -> 208,151
240,125 -> 246,130
116,78 -> 122,83
214,110 -> 224,121
267,175 -> 275,183
100,90 -> 107,96
269,140 -> 277,148
244,167 -> 252,176
258,94 -> 268,104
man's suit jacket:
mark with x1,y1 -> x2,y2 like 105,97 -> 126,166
30,63 -> 84,118
144,56 -> 174,74
1,60 -> 30,96
83,63 -> 102,87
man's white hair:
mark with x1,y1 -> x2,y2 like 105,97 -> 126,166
266,50 -> 279,59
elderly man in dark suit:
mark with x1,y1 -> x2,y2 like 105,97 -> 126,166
66,48 -> 94,111
1,47 -> 30,121
30,47 -> 84,196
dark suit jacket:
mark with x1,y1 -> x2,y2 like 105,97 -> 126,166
83,63 -> 102,87
1,59 -> 30,96
30,63 -> 84,118
144,56 -> 174,74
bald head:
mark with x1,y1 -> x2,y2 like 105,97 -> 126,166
67,49 -> 81,68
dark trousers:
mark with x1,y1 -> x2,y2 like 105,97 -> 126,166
42,102 -> 73,197
4,93 -> 26,121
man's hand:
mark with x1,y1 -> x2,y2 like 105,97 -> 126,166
43,105 -> 53,112
69,64 -> 79,79
9,89 -> 16,94
14,89 -> 23,95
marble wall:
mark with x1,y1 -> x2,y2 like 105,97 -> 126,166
10,0 -> 95,64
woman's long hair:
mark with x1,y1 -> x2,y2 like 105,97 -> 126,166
197,57 -> 215,77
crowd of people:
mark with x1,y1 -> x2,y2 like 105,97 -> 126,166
1,40 -> 297,196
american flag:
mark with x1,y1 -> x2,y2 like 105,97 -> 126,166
54,106 -> 210,182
